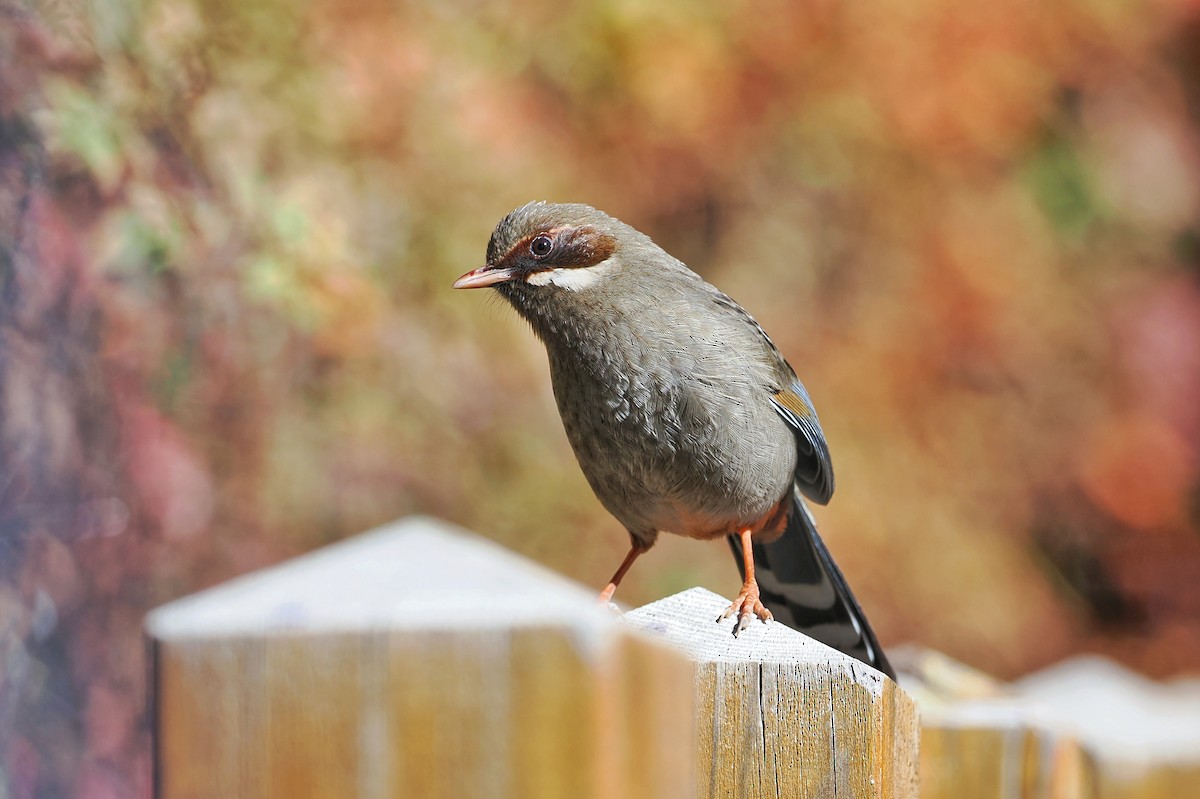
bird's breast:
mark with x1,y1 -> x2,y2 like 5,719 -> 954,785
544,318 -> 796,540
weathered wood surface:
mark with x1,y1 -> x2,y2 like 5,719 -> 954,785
898,647 -> 1096,799
626,587 -> 920,799
900,647 -> 1200,799
919,701 -> 1097,799
1014,656 -> 1200,799
146,518 -> 695,799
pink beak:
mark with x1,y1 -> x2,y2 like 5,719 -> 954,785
452,265 -> 518,289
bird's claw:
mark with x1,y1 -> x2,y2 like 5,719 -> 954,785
718,584 -> 773,636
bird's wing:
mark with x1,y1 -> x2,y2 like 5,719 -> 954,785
702,286 -> 835,504
770,382 -> 835,505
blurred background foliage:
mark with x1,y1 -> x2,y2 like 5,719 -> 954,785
2,0 -> 1200,795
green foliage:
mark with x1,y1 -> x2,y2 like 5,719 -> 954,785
41,80 -> 125,189
1024,134 -> 1103,237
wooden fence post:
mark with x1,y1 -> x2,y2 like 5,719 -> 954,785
899,647 -> 1200,799
898,646 -> 1097,799
626,587 -> 920,799
919,703 -> 1097,799
146,518 -> 695,799
1013,655 -> 1200,799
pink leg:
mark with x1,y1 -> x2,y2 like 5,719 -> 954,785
598,544 -> 647,604
719,528 -> 773,634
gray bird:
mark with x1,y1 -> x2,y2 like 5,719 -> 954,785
454,202 -> 893,678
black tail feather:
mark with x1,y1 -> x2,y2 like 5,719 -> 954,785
728,489 -> 894,679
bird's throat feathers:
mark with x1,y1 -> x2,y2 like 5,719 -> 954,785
496,255 -> 627,349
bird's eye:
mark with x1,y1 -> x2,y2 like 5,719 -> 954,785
529,235 -> 554,258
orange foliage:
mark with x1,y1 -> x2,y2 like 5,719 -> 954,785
3,0 -> 1200,795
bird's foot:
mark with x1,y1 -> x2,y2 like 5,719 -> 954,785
596,582 -> 628,618
597,580 -> 619,605
718,580 -> 773,636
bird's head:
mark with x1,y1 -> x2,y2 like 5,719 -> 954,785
453,202 -> 625,293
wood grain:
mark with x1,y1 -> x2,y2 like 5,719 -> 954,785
147,518 -> 694,799
899,649 -> 1079,799
919,708 -> 1096,799
626,587 -> 920,799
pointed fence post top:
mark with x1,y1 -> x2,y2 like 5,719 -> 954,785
148,517 -> 696,799
626,586 -> 892,686
627,587 -> 919,799
146,516 -> 607,642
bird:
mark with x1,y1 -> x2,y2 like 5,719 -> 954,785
453,202 -> 893,678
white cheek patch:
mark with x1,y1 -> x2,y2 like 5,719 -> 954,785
525,258 -> 616,291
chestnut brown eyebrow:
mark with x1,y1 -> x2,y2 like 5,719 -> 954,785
546,226 -> 617,268
500,227 -> 617,270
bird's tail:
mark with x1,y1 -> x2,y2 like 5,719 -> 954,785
729,488 -> 894,678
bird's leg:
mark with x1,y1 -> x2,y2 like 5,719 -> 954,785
719,527 -> 774,635
597,543 -> 648,605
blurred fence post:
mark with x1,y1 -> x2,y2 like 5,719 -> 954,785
898,647 -> 1200,799
919,705 -> 1096,799
626,587 -> 921,799
145,518 -> 694,799
898,647 -> 1097,799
